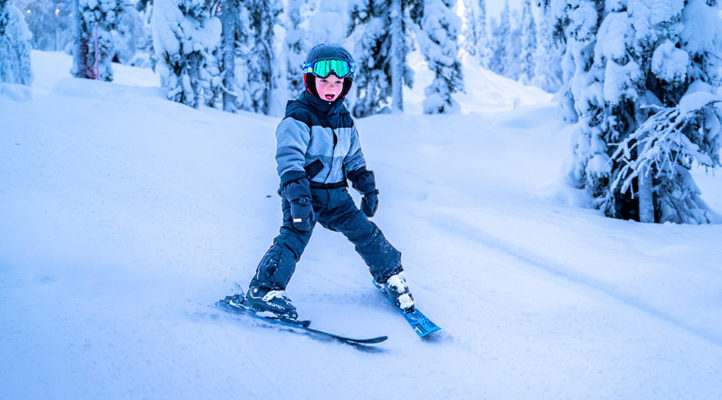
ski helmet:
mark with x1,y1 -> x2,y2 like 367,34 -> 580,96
302,44 -> 355,99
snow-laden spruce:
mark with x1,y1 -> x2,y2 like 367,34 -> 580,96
218,0 -> 280,114
519,0 -> 537,84
111,2 -> 146,65
504,7 -> 523,81
308,0 -> 348,45
532,2 -> 563,93
219,0 -> 246,112
545,0 -> 722,223
71,0 -> 123,81
487,1 -> 510,77
348,0 -> 419,116
152,0 -> 221,108
0,0 -> 33,86
281,0 -> 312,100
417,0 -> 463,114
462,0 -> 490,67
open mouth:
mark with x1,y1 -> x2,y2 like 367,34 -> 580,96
324,94 -> 336,100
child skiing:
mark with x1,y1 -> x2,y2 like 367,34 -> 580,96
225,44 -> 415,321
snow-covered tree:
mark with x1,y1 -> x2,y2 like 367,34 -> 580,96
219,0 -> 243,112
1,0 -> 33,85
547,0 -> 722,224
72,0 -> 123,81
24,0 -> 74,51
532,1 -> 562,92
217,0 -> 281,114
504,7 -> 522,80
136,0 -> 156,68
475,0 -> 490,66
111,1 -> 146,65
241,0 -> 281,114
309,0 -> 347,45
487,1 -> 509,76
462,0 -> 478,57
281,0 -> 311,99
463,0 -> 491,67
348,0 -> 418,116
152,0 -> 221,108
417,0 -> 463,114
519,0 -> 537,83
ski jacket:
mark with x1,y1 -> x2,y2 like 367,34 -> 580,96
276,91 -> 366,187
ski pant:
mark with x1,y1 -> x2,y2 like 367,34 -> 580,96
250,186 -> 403,291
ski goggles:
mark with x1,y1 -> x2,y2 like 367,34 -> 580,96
302,59 -> 355,78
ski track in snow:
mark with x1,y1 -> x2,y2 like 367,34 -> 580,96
427,212 -> 722,348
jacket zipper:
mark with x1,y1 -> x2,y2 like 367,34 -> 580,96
323,128 -> 338,184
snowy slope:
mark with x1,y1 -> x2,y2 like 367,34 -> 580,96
1,51 -> 722,400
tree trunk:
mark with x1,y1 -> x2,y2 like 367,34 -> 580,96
71,0 -> 84,77
221,0 -> 237,112
390,0 -> 403,113
638,169 -> 655,223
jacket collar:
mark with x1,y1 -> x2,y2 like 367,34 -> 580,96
298,90 -> 346,116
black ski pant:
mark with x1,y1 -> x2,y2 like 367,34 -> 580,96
250,186 -> 402,291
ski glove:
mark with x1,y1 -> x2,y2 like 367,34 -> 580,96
348,167 -> 379,218
361,190 -> 379,218
283,176 -> 315,231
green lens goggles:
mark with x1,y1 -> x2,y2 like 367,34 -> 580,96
302,59 -> 355,78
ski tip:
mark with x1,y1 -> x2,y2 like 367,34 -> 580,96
351,335 -> 389,344
415,326 -> 442,338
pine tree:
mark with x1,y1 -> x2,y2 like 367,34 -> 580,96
151,0 -> 222,108
487,1 -> 509,76
504,7 -> 522,80
475,0 -> 489,67
219,0 -> 243,112
0,0 -> 33,85
461,0 -> 490,67
519,0 -> 537,83
348,0 -> 418,117
282,0 -> 310,99
462,0 -> 480,56
111,1 -> 146,65
417,0 -> 463,114
242,0 -> 281,114
72,0 -> 123,81
547,0 -> 722,224
531,2 -> 562,92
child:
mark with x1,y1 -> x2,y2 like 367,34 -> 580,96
228,44 -> 414,320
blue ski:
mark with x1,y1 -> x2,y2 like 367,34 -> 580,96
216,296 -> 388,346
373,281 -> 441,338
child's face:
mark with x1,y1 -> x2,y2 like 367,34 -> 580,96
315,74 -> 345,102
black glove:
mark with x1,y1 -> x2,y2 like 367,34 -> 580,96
282,176 -> 315,231
361,189 -> 379,217
348,167 -> 379,218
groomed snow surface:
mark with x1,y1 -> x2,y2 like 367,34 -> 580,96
2,51 -> 721,399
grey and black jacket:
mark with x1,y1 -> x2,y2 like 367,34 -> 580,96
276,91 -> 367,188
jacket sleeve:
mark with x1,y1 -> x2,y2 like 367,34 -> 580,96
276,117 -> 311,185
343,125 -> 367,174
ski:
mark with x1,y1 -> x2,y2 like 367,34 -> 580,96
216,296 -> 388,346
373,280 -> 441,338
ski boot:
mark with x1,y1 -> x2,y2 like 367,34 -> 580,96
242,286 -> 299,320
376,272 -> 415,313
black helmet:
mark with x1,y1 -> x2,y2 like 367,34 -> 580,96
302,44 -> 355,99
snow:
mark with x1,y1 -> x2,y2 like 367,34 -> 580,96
681,0 -> 721,55
603,59 -> 641,104
2,50 -> 722,399
652,39 -> 689,86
